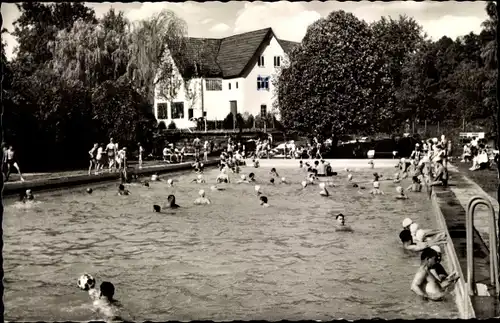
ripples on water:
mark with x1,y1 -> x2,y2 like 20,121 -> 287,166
4,166 -> 459,320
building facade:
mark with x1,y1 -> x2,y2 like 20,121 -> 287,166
153,28 -> 299,129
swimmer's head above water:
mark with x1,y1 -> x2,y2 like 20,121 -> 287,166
249,173 -> 255,181
301,180 -> 308,188
99,281 -> 115,301
198,189 -> 206,197
336,213 -> 345,226
153,204 -> 161,212
259,196 -> 269,207
402,217 -> 413,230
270,178 -> 275,184
167,194 -> 179,207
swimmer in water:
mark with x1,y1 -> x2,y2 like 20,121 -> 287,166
368,159 -> 374,169
92,281 -> 128,321
194,190 -> 211,205
301,180 -> 308,189
270,178 -> 275,184
399,218 -> 446,252
319,182 -> 329,196
270,168 -> 280,177
280,177 -> 287,184
411,248 -> 460,301
428,245 -> 452,283
307,173 -> 316,184
153,205 -> 161,212
393,172 -> 401,183
19,189 -> 34,203
335,213 -> 353,232
253,159 -> 260,168
248,172 -> 256,182
395,186 -> 408,199
259,196 -> 269,207
166,178 -> 174,187
347,173 -> 353,182
370,181 -> 384,195
143,181 -> 150,187
87,188 -> 93,194
407,176 -> 423,192
237,174 -> 250,184
299,160 -> 303,168
118,184 -> 130,196
151,173 -> 160,181
191,174 -> 206,184
255,185 -> 262,196
210,185 -> 225,191
167,194 -> 180,208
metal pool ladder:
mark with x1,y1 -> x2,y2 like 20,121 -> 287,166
466,196 -> 500,296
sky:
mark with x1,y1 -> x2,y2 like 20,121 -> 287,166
1,1 -> 490,61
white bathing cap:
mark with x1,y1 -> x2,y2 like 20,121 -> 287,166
197,174 -> 202,180
410,223 -> 419,234
255,185 -> 261,192
396,186 -> 403,193
348,174 -> 353,180
373,181 -> 380,188
241,174 -> 246,180
199,189 -> 205,196
167,179 -> 173,185
281,177 -> 286,182
402,218 -> 413,228
430,245 -> 442,254
301,181 -> 307,188
319,182 -> 326,189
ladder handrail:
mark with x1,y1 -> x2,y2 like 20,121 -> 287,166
466,196 -> 500,296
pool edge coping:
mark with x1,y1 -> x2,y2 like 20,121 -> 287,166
431,190 -> 476,319
2,159 -> 221,196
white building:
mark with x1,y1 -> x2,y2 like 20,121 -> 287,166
154,27 -> 299,129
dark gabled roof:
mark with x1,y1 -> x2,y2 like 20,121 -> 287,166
277,39 -> 300,55
171,28 -> 300,79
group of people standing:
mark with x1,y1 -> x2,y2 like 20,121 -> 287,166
88,138 -> 139,175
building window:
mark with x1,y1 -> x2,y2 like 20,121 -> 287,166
260,104 -> 267,116
274,56 -> 281,67
257,76 -> 270,91
236,82 -> 238,89
171,102 -> 185,119
258,55 -> 265,67
188,108 -> 194,120
229,82 -> 231,90
206,79 -> 222,91
157,103 -> 169,119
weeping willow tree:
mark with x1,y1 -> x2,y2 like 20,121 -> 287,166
126,9 -> 188,105
47,9 -> 131,88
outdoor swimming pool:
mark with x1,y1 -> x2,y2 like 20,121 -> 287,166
4,161 -> 459,320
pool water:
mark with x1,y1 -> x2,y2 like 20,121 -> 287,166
4,164 -> 459,320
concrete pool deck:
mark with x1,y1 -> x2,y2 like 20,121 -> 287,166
2,159 -> 220,196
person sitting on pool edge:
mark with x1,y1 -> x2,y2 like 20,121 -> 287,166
411,247 -> 460,301
118,184 -> 130,196
194,190 -> 211,205
335,213 -> 353,232
259,195 -> 269,207
407,176 -> 423,192
430,159 -> 449,187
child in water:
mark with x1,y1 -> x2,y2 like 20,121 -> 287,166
370,181 -> 384,195
407,176 -> 423,192
253,159 -> 260,168
118,184 -> 130,196
194,190 -> 211,205
92,281 -> 127,321
335,213 -> 353,232
395,186 -> 408,199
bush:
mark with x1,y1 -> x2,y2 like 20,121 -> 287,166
243,113 -> 255,129
223,112 -> 235,129
168,121 -> 177,130
158,121 -> 167,130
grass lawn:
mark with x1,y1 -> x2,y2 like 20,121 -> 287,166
453,159 -> 499,200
